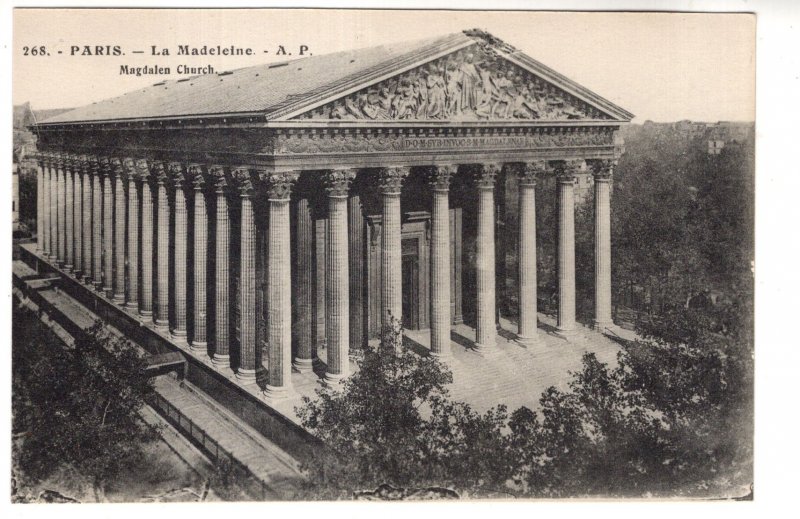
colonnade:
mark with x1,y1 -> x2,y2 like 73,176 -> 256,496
34,153 -> 614,400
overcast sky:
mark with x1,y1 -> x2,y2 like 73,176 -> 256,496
13,9 -> 755,122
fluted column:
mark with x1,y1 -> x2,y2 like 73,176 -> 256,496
81,161 -> 92,279
323,169 -> 355,385
39,158 -> 49,255
189,165 -> 208,351
348,193 -> 366,354
124,159 -> 139,309
64,161 -> 74,272
57,159 -> 66,265
234,168 -> 257,383
139,160 -> 155,317
593,160 -> 614,331
211,167 -> 231,368
47,161 -> 56,259
556,161 -> 579,337
72,160 -> 83,276
428,165 -> 456,357
169,163 -> 189,339
91,160 -> 103,288
474,163 -> 500,353
36,158 -> 44,253
113,162 -> 127,303
102,160 -> 115,296
516,162 -> 543,346
154,163 -> 170,328
378,167 -> 409,328
263,171 -> 299,399
293,194 -> 315,371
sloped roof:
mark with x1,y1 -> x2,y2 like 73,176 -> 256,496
38,30 -> 632,126
39,32 -> 472,125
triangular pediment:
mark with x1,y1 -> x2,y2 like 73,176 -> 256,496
282,34 -> 631,123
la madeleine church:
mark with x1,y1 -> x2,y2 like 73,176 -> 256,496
29,30 -> 632,410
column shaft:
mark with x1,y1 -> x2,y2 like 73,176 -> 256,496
348,195 -> 365,353
82,170 -> 92,278
293,197 -> 315,371
379,168 -> 407,327
57,165 -> 66,264
594,164 -> 613,329
212,173 -> 231,367
36,164 -> 43,252
102,171 -> 114,294
237,188 -> 257,382
113,174 -> 126,302
41,164 -> 50,256
172,179 -> 188,338
92,171 -> 103,288
517,163 -> 541,345
323,170 -> 354,384
557,167 -> 577,335
190,169 -> 208,349
140,177 -> 154,316
64,167 -> 74,271
73,166 -> 82,275
155,177 -> 170,327
430,181 -> 452,357
126,175 -> 139,309
475,165 -> 499,352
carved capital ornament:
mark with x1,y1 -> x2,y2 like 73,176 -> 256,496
323,169 -> 356,197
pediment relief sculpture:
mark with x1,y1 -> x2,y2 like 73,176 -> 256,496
294,46 -> 611,122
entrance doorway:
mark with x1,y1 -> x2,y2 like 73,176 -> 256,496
402,238 -> 420,330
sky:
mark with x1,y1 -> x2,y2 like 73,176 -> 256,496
12,9 -> 755,122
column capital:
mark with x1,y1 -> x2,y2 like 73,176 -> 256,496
150,161 -> 169,185
85,155 -> 100,175
323,169 -> 356,198
427,164 -> 457,191
590,159 -> 615,181
120,157 -> 138,181
64,154 -> 81,173
168,161 -> 190,189
232,166 -> 254,196
378,166 -> 409,195
518,160 -> 547,186
187,163 -> 207,190
552,159 -> 583,182
107,157 -> 124,178
474,162 -> 501,189
209,165 -> 228,193
134,158 -> 151,182
261,170 -> 299,200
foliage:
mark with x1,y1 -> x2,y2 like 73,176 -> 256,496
13,306 -> 158,501
296,317 -> 514,498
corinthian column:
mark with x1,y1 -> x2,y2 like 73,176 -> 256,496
169,162 -> 189,340
139,160 -> 155,317
154,163 -> 171,328
593,160 -> 614,331
48,159 -> 56,260
57,158 -> 66,265
517,162 -> 544,346
234,168 -> 257,383
91,159 -> 103,289
124,159 -> 139,309
348,192 -> 366,355
188,164 -> 208,351
555,161 -> 580,338
113,161 -> 127,303
211,167 -> 231,368
64,160 -> 74,273
102,159 -> 115,296
323,169 -> 355,385
474,163 -> 500,353
428,165 -> 456,357
72,159 -> 83,276
378,167 -> 409,328
81,160 -> 92,279
263,171 -> 299,400
39,157 -> 49,256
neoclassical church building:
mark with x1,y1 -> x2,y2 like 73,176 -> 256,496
30,30 -> 632,404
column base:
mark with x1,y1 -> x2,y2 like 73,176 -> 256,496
211,354 -> 230,369
263,384 -> 295,402
139,309 -> 153,318
473,340 -> 497,356
103,286 -> 113,299
430,349 -> 453,361
322,371 -> 347,387
593,320 -> 615,333
124,300 -> 138,310
292,357 -> 316,373
64,264 -> 73,274
554,326 -> 581,341
170,329 -> 187,341
154,318 -> 169,330
92,280 -> 103,291
515,334 -> 542,348
235,368 -> 258,385
112,293 -> 125,305
189,340 -> 207,352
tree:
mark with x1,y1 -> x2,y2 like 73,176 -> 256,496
295,317 -> 514,499
13,309 -> 158,501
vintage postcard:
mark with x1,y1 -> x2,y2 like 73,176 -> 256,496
11,8 -> 755,503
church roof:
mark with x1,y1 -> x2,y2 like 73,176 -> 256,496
37,30 -> 632,126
